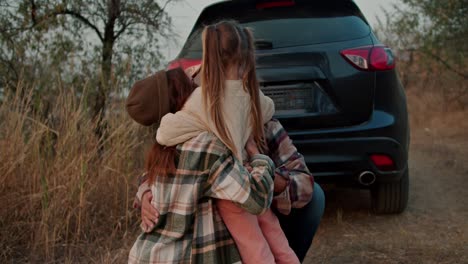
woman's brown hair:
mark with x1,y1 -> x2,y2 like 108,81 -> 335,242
201,20 -> 266,154
145,68 -> 196,184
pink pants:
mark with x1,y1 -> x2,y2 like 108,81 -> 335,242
217,200 -> 299,264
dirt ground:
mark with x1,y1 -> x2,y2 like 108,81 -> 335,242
303,124 -> 468,264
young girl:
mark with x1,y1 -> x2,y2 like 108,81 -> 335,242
156,21 -> 299,264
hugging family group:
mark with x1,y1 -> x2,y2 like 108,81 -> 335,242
125,20 -> 325,264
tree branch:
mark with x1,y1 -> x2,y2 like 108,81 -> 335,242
29,0 -> 37,24
154,0 -> 173,20
114,22 -> 130,39
0,55 -> 19,82
27,1 -> 102,41
404,48 -> 467,80
124,0 -> 172,29
52,9 -> 104,42
419,49 -> 467,80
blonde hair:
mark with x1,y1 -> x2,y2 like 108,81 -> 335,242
201,20 -> 265,154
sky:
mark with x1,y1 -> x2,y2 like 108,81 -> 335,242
162,0 -> 398,62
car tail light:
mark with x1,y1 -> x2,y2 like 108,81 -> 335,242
370,154 -> 396,171
167,58 -> 201,70
341,45 -> 395,71
256,0 -> 295,9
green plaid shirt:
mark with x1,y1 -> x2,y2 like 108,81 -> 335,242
129,132 -> 275,264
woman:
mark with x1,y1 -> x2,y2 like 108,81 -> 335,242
128,67 -> 325,263
127,68 -> 274,264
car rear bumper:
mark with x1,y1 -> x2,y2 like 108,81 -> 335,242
292,136 -> 407,184
281,109 -> 409,185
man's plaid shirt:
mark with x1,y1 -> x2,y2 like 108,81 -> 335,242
264,120 -> 314,215
129,131 -> 275,264
131,120 -> 314,263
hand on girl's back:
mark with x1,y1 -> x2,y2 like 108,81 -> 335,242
141,191 -> 160,233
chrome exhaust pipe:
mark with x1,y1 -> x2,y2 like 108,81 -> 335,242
358,171 -> 376,186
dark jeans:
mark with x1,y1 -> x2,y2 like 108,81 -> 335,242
275,183 -> 325,262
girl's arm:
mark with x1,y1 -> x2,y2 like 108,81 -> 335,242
206,150 -> 275,215
156,88 -> 207,147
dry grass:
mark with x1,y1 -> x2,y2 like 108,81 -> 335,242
0,64 -> 466,263
0,82 -> 150,263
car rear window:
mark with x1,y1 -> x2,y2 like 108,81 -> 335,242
180,1 -> 370,56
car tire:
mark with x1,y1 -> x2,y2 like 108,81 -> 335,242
371,169 -> 409,214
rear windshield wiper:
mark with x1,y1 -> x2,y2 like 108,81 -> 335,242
255,40 -> 273,50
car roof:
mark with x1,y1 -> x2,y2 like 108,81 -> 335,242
192,0 -> 366,30
202,0 -> 357,12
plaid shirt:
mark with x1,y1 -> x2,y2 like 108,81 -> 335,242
129,132 -> 275,264
264,119 -> 314,215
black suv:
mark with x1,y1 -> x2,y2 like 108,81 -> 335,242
168,0 -> 409,214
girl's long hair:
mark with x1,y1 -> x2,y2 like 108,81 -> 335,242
145,68 -> 196,184
201,21 -> 265,154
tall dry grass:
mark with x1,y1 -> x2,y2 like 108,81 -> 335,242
0,80 -> 152,263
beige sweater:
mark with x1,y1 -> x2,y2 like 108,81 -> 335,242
156,80 -> 275,160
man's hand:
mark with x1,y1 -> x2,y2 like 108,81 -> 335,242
141,191 -> 160,233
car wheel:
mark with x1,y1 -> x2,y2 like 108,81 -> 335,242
371,169 -> 409,214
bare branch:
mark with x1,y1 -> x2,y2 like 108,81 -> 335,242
408,48 -> 468,80
52,9 -> 104,41
124,0 -> 172,28
29,0 -> 37,24
114,0 -> 173,40
115,22 -> 130,39
23,1 -> 105,41
425,53 -> 467,80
